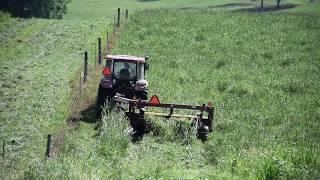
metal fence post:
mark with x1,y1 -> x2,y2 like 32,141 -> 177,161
117,8 -> 120,27
125,9 -> 128,20
84,51 -> 88,82
106,30 -> 109,46
2,139 -> 5,161
98,38 -> 102,65
45,135 -> 52,159
114,17 -> 116,37
94,43 -> 97,68
79,71 -> 82,93
106,31 -> 109,54
122,9 -> 125,25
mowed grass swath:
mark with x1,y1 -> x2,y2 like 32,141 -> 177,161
24,9 -> 320,178
0,13 -> 110,177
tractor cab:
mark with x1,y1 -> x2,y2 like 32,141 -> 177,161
97,55 -> 149,116
103,55 -> 148,81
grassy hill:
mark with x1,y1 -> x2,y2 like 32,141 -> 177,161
1,0 -> 320,179
0,12 -> 109,178
25,8 -> 320,179
65,0 -> 320,20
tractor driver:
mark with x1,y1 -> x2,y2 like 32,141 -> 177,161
118,62 -> 131,80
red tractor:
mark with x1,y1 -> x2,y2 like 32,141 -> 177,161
96,55 -> 214,141
96,55 -> 149,116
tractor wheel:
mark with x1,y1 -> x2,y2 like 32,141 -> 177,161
197,125 -> 209,141
96,84 -> 109,117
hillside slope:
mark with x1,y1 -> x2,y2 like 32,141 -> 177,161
0,12 -> 108,178
25,9 -> 320,179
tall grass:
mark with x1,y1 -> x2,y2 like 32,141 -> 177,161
0,15 -> 110,177
23,111 -> 130,178
110,9 -> 320,178
98,111 -> 130,162
2,1 -> 320,178
22,8 -> 320,178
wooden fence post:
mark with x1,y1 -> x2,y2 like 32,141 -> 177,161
84,51 -> 88,82
45,135 -> 52,159
117,8 -> 120,27
98,38 -> 102,65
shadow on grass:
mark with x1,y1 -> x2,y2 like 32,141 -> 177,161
209,3 -> 253,8
79,104 -> 98,123
235,4 -> 299,12
179,3 -> 253,10
179,3 -> 299,12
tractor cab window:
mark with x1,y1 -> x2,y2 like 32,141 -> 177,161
113,61 -> 137,80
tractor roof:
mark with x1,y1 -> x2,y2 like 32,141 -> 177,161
106,55 -> 146,63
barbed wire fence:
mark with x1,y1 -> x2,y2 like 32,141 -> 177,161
46,8 -> 129,160
0,8 -> 130,163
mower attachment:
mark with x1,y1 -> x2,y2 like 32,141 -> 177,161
112,95 -> 215,141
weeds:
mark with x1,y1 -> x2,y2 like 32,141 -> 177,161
98,110 -> 130,162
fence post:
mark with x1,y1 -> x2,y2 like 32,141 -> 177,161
2,139 -> 5,161
84,51 -> 88,82
94,43 -> 97,68
117,8 -> 120,27
45,135 -> 52,159
106,30 -> 109,46
125,9 -> 128,20
122,10 -> 125,25
79,71 -> 82,93
98,38 -> 102,65
114,17 -> 116,37
106,31 -> 109,54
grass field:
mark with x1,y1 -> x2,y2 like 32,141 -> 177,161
1,0 -> 320,179
65,0 -> 320,20
23,7 -> 320,179
0,12 -> 109,178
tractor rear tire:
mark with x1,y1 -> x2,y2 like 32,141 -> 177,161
96,84 -> 109,117
197,125 -> 209,141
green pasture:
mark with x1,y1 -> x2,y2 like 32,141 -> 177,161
24,8 -> 320,179
1,0 -> 320,178
0,12 -> 109,177
65,0 -> 320,20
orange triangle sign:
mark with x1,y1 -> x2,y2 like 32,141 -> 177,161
150,95 -> 160,104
